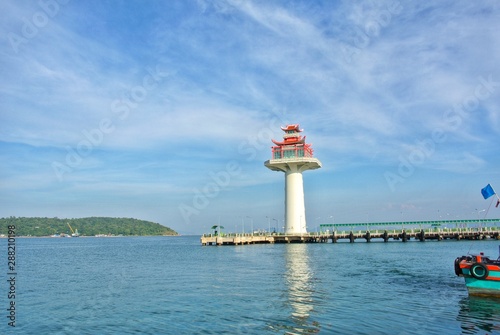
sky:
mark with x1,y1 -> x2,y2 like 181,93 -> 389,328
1,0 -> 500,234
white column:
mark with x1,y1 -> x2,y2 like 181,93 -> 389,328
285,166 -> 307,234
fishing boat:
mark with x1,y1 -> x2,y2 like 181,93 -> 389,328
455,248 -> 500,297
67,222 -> 80,237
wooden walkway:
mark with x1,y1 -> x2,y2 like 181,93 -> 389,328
200,227 -> 500,245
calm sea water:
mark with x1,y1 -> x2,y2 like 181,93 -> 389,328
3,236 -> 500,334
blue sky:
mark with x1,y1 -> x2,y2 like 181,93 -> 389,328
1,0 -> 500,234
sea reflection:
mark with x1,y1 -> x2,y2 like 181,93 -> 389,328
270,244 -> 319,334
457,296 -> 500,334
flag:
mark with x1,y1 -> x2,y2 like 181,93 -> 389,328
481,184 -> 496,199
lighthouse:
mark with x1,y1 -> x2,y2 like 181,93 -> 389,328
265,124 -> 322,235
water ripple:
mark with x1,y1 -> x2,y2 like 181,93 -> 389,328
12,237 -> 500,334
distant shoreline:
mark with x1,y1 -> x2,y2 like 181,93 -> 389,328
0,235 -> 181,238
0,217 -> 179,236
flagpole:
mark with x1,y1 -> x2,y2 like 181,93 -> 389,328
484,196 -> 494,219
493,184 -> 500,208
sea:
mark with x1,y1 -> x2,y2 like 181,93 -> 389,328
3,236 -> 500,334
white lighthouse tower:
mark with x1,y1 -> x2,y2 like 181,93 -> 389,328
265,124 -> 322,235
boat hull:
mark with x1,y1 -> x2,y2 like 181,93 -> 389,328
463,276 -> 500,297
456,254 -> 500,297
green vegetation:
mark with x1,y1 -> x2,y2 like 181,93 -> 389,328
0,217 -> 178,237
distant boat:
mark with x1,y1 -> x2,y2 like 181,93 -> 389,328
455,248 -> 500,297
67,223 -> 80,237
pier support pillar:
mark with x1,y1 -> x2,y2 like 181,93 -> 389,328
418,229 -> 425,242
365,231 -> 371,242
349,231 -> 355,243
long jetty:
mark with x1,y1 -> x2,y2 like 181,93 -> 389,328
200,219 -> 500,245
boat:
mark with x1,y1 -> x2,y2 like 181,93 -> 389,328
67,222 -> 80,237
455,248 -> 500,297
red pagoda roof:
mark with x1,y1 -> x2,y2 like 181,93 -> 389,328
271,124 -> 307,146
268,124 -> 318,160
281,124 -> 303,132
272,136 -> 306,146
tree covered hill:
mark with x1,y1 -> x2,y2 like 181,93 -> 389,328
0,217 -> 178,237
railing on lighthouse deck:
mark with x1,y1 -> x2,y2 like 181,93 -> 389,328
271,144 -> 314,160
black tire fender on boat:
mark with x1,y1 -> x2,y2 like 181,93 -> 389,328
470,263 -> 489,280
454,257 -> 463,276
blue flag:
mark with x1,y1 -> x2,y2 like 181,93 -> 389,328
481,184 -> 496,199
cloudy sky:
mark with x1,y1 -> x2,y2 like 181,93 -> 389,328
1,0 -> 499,234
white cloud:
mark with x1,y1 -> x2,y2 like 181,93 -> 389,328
1,0 -> 499,232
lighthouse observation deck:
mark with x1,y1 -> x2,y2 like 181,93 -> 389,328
272,144 -> 314,159
264,156 -> 322,172
264,124 -> 322,172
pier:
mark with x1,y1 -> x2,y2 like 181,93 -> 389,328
200,219 -> 500,245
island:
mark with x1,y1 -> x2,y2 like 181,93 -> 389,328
0,217 -> 178,237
